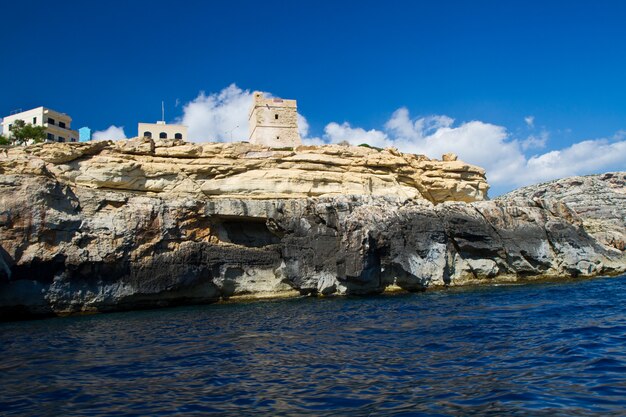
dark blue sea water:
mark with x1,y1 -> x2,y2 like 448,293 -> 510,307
2,276 -> 626,416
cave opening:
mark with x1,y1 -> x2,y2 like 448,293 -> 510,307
213,217 -> 281,247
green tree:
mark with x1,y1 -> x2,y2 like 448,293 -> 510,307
0,134 -> 9,145
9,119 -> 46,145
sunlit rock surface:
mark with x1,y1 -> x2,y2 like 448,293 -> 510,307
1,138 -> 489,203
0,140 -> 624,319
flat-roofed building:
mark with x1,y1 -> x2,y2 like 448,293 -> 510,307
138,121 -> 187,140
79,126 -> 92,142
1,107 -> 79,143
248,92 -> 301,148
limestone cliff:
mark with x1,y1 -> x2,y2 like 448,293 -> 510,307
0,140 -> 624,320
0,138 -> 488,203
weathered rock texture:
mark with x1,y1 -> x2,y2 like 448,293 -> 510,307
0,140 -> 624,320
1,138 -> 488,203
500,173 -> 626,252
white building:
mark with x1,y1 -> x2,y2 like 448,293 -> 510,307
138,121 -> 187,140
1,107 -> 79,142
248,92 -> 301,148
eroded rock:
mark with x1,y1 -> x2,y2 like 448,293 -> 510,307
0,142 -> 624,319
0,139 -> 489,203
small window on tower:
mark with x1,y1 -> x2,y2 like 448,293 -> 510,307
275,114 -> 278,120
277,136 -> 280,139
33,117 -> 37,124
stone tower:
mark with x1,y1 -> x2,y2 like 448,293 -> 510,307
248,92 -> 302,147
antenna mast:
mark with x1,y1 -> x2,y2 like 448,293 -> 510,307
161,101 -> 165,122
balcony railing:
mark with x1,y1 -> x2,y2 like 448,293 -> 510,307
44,122 -> 75,131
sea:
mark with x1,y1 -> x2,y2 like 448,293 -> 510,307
1,275 -> 626,416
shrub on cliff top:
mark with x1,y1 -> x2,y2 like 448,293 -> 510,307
8,120 -> 46,146
358,143 -> 383,152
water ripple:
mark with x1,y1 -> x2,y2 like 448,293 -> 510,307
1,275 -> 626,416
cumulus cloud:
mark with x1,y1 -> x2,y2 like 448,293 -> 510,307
179,84 -> 313,143
179,84 -> 251,142
521,130 -> 548,151
175,85 -> 625,196
319,108 -> 626,195
325,122 -> 389,148
297,113 -> 309,138
522,138 -> 626,185
93,125 -> 127,140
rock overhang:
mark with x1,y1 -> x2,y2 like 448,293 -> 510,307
0,138 -> 490,204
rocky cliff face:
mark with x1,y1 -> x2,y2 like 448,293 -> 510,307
0,140 -> 624,319
2,138 -> 488,203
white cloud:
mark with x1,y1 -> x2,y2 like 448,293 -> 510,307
301,136 -> 326,146
521,130 -> 548,150
175,85 -> 626,196
524,115 -> 535,128
319,108 -> 626,196
324,122 -> 389,148
297,113 -> 309,138
180,84 -> 313,144
522,139 -> 626,185
93,125 -> 127,141
179,84 -> 252,142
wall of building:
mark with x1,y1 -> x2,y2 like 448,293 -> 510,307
79,127 -> 92,142
1,107 -> 78,142
248,93 -> 301,148
2,108 -> 45,131
138,122 -> 188,140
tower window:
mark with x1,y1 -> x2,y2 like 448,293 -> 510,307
174,133 -> 182,139
275,114 -> 278,120
143,131 -> 152,138
33,117 -> 37,124
159,132 -> 167,139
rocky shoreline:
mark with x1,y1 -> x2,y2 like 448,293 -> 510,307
0,140 -> 624,320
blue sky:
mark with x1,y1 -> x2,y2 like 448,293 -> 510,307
1,0 -> 625,195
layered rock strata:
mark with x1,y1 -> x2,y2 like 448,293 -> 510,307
0,140 -> 624,319
1,138 -> 489,203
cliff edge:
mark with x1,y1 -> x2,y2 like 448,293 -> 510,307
0,138 -> 488,203
0,140 -> 624,319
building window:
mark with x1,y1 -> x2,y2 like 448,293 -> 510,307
174,133 -> 182,139
47,133 -> 54,141
159,132 -> 167,139
59,121 -> 66,129
57,136 -> 64,142
275,114 -> 278,120
48,118 -> 55,125
143,131 -> 152,138
33,117 -> 37,124
8,124 -> 12,131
